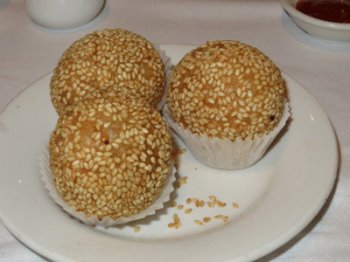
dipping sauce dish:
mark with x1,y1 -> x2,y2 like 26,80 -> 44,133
281,0 -> 350,41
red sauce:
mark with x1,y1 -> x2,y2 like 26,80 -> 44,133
296,0 -> 350,23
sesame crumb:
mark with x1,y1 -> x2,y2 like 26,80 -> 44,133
184,208 -> 192,214
203,217 -> 211,223
195,200 -> 205,207
194,219 -> 203,226
177,205 -> 184,210
232,202 -> 239,208
175,176 -> 188,189
168,213 -> 181,229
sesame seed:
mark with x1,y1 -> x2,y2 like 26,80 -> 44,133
232,202 -> 239,208
203,217 -> 211,223
194,219 -> 203,226
174,176 -> 188,188
177,205 -> 184,210
184,208 -> 192,214
168,213 -> 181,229
133,226 -> 141,233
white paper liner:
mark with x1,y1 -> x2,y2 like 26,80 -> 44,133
154,44 -> 172,111
39,148 -> 176,227
163,102 -> 291,170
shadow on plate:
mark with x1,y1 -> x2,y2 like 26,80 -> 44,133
255,133 -> 341,261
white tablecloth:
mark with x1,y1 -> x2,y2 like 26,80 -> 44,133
0,0 -> 349,261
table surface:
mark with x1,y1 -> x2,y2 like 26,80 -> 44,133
0,0 -> 349,261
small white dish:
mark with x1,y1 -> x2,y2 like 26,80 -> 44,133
25,0 -> 105,30
0,45 -> 338,262
280,0 -> 350,41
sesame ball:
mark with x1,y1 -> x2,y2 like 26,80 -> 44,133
167,41 -> 287,140
49,95 -> 174,220
50,28 -> 165,115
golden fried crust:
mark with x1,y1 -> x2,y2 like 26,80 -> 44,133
167,41 -> 287,141
49,95 -> 173,219
50,28 -> 165,115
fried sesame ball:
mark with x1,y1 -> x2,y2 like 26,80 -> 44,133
167,40 -> 287,140
50,28 -> 165,115
49,95 -> 174,220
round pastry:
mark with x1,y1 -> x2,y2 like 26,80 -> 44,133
165,40 -> 289,169
49,94 -> 174,221
50,28 -> 165,115
167,40 -> 287,141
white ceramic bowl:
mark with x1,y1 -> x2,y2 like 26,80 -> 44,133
25,0 -> 105,30
280,0 -> 350,41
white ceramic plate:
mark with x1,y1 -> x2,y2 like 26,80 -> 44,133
0,45 -> 338,262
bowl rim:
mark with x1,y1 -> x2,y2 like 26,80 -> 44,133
280,0 -> 350,31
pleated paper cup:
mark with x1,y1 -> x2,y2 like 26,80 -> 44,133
163,103 -> 291,170
39,149 -> 176,227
